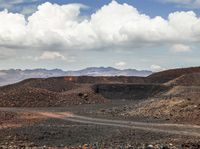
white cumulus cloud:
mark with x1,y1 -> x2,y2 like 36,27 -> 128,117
38,51 -> 65,60
171,44 -> 192,53
115,61 -> 127,67
0,1 -> 200,54
150,65 -> 165,72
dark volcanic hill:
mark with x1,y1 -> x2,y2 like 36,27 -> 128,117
1,66 -> 200,107
147,67 -> 200,83
124,67 -> 200,125
164,73 -> 200,86
0,77 -> 108,107
0,67 -> 152,86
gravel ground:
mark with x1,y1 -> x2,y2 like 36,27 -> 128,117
0,100 -> 200,148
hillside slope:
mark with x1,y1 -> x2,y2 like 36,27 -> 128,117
1,66 -> 200,107
164,73 -> 200,86
147,67 -> 200,83
120,67 -> 200,125
0,77 -> 108,107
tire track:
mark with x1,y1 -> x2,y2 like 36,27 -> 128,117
1,108 -> 200,137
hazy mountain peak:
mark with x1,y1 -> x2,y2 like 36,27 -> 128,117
0,67 -> 152,86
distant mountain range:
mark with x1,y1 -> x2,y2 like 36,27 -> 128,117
0,67 -> 152,86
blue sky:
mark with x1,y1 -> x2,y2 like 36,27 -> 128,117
3,0 -> 200,17
0,0 -> 200,71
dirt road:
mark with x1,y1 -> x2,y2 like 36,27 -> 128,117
0,107 -> 200,138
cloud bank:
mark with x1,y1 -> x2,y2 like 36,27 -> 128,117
0,1 -> 200,54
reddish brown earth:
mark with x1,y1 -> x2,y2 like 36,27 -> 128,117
0,111 -> 45,129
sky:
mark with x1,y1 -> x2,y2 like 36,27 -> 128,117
0,0 -> 200,71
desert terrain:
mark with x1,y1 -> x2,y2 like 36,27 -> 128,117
0,67 -> 200,148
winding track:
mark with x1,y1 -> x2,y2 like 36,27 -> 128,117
0,107 -> 200,137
